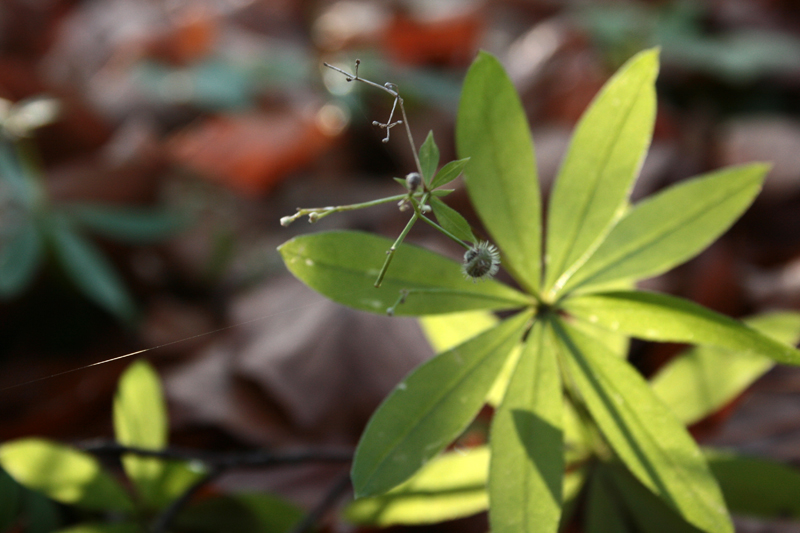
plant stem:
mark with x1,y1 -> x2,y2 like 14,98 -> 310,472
418,214 -> 472,250
374,210 -> 418,288
323,61 -> 422,176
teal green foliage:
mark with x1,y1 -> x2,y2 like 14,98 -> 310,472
0,361 -> 303,532
0,138 -> 188,321
281,49 -> 800,532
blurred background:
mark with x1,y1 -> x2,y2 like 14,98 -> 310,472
2,0 -> 800,531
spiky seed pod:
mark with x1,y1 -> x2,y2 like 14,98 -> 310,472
462,241 -> 500,281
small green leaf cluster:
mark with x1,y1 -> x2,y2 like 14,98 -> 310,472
0,122 -> 188,321
0,361 -> 303,533
280,49 -> 800,532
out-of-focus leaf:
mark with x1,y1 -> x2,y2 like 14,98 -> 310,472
352,311 -> 531,497
585,467 -> 632,533
429,196 -> 476,244
175,496 -> 261,533
0,439 -> 134,512
67,204 -> 189,243
430,158 -> 469,189
114,361 -> 174,509
564,291 -> 800,365
419,131 -> 440,185
554,320 -> 732,533
236,493 -> 304,533
545,49 -> 658,296
345,446 -> 489,526
706,448 -> 800,518
457,51 -> 542,293
279,231 -> 530,316
23,489 -> 61,533
48,216 -> 136,321
652,312 -> 800,424
54,523 -> 141,533
0,466 -> 21,531
563,164 -> 767,295
607,463 -> 704,533
0,219 -> 42,297
489,320 -> 563,533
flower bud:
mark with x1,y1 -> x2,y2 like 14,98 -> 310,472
405,172 -> 422,192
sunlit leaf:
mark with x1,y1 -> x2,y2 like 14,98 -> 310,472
489,320 -> 563,533
564,291 -> 800,365
457,51 -> 542,293
419,131 -> 440,185
652,312 -> 800,424
352,311 -> 531,497
0,439 -> 134,512
279,231 -> 530,316
563,164 -> 767,295
545,49 -> 659,296
554,320 -> 733,533
345,446 -> 489,526
429,196 -> 477,244
114,361 -> 198,510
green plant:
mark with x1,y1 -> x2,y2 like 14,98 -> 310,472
279,50 -> 800,532
0,360 -> 306,533
0,99 -> 188,321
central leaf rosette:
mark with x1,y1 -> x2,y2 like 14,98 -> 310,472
280,49 -> 798,533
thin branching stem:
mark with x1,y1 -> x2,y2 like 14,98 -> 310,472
323,61 -> 422,176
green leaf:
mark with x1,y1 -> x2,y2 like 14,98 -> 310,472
429,196 -> 477,244
432,188 -> 454,197
113,360 -> 170,509
489,320 -> 563,533
279,231 -> 530,316
0,219 -> 42,297
430,158 -> 469,189
55,524 -> 142,533
352,310 -> 531,497
563,290 -> 800,365
562,164 -> 768,295
236,493 -> 304,533
174,496 -> 262,533
23,489 -> 61,533
345,446 -> 489,526
419,310 -> 498,352
705,448 -> 800,518
606,463 -> 705,533
48,215 -> 136,321
545,49 -> 659,296
67,204 -> 189,243
456,51 -> 542,293
585,466 -> 632,533
0,439 -> 134,512
0,466 -> 21,531
553,319 -> 733,533
419,131 -> 440,185
652,312 -> 800,424
418,310 -> 521,407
